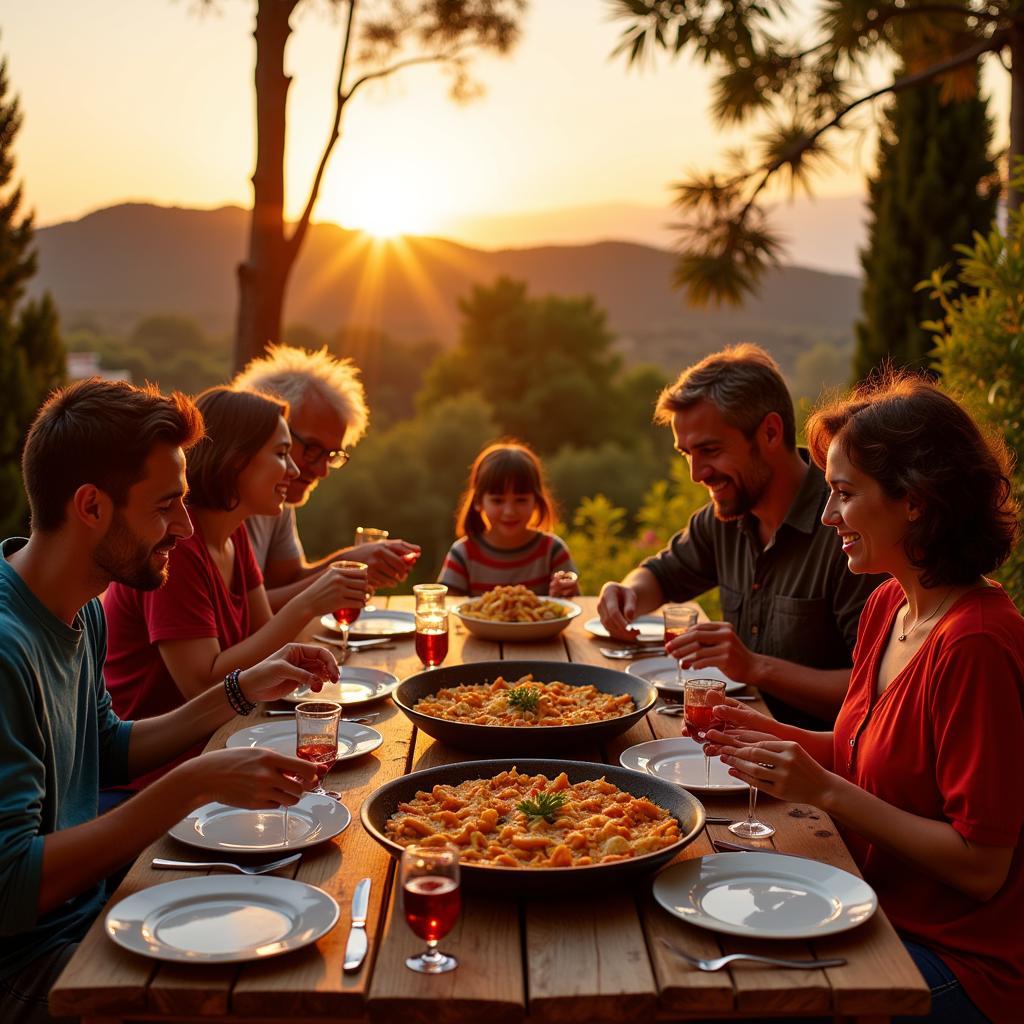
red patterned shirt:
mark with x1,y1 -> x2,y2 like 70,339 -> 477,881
437,532 -> 575,596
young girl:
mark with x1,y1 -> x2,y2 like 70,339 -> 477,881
438,441 -> 579,597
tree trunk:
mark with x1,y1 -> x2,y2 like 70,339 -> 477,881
1010,25 -> 1024,211
234,0 -> 300,373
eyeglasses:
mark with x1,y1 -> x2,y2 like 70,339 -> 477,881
289,428 -> 350,470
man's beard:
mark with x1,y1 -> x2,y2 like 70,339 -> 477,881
710,445 -> 772,522
94,512 -> 172,591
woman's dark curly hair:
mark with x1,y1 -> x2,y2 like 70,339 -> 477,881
806,373 -> 1019,587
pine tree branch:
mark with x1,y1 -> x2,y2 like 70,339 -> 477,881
288,0 -> 358,259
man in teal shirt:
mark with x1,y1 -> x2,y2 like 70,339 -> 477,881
0,379 -> 337,1024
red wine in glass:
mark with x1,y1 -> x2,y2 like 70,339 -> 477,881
683,703 -> 717,736
333,605 -> 361,626
416,627 -> 449,668
404,875 -> 461,943
296,742 -> 337,778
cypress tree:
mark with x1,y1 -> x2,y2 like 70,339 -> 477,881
0,55 -> 64,536
854,73 -> 996,381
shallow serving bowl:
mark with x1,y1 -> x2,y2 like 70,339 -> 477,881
394,659 -> 656,754
451,598 -> 581,642
360,757 -> 705,894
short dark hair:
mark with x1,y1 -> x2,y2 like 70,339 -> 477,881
806,373 -> 1019,586
187,386 -> 289,511
22,378 -> 204,533
654,343 -> 797,449
455,440 -> 557,537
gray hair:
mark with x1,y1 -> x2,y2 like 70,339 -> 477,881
233,344 -> 369,447
654,343 -> 796,449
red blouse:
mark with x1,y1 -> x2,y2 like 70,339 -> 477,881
833,578 -> 1024,1021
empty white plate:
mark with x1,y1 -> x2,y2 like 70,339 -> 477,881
169,792 -> 350,853
626,658 -> 747,696
106,875 -> 339,962
284,665 -> 400,705
226,719 -> 383,762
319,609 -> 415,638
620,737 -> 748,793
653,852 -> 877,939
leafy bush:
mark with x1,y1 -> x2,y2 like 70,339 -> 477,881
925,200 -> 1024,607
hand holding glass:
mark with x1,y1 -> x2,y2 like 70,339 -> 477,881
664,604 -> 699,684
683,678 -> 726,788
401,845 -> 460,974
294,700 -> 342,798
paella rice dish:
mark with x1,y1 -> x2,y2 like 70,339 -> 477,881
459,585 -> 568,622
385,767 -> 681,867
412,674 -> 635,727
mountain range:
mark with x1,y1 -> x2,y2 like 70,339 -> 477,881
31,203 -> 862,376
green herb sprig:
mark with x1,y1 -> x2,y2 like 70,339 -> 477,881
516,790 -> 568,823
507,685 -> 541,713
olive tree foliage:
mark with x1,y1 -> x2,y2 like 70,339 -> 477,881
925,168 -> 1024,605
196,0 -> 527,371
610,1 -> 1024,307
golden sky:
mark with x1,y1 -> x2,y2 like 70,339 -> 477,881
1,1 -> 1008,250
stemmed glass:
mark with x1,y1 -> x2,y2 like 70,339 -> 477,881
294,700 -> 342,799
353,530 -> 386,611
683,678 -> 727,788
414,583 -> 449,669
330,559 -> 368,662
663,604 -> 699,685
729,783 -> 776,839
401,845 -> 460,974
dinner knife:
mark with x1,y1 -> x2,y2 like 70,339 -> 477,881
343,877 -> 372,972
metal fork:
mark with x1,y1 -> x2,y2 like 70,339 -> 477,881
600,646 -> 666,659
152,853 -> 302,875
659,938 -> 845,971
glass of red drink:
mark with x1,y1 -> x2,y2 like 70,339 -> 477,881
330,559 -> 369,653
683,677 -> 726,789
401,845 -> 460,974
294,700 -> 342,798
414,583 -> 449,669
663,604 -> 699,686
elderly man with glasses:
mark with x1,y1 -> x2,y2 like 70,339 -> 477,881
233,345 -> 420,611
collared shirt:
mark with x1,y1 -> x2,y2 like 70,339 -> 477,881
640,453 -> 883,726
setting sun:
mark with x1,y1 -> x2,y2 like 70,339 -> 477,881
321,169 -> 449,239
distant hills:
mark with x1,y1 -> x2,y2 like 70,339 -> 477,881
32,203 -> 861,376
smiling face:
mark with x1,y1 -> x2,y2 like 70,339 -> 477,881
93,442 -> 194,590
236,416 -> 298,517
671,401 -> 773,521
285,391 -> 349,507
822,438 -> 914,576
477,489 -> 538,547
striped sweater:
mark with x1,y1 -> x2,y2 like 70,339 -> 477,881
437,532 -> 576,596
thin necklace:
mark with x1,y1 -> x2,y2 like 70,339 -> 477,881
897,589 -> 955,642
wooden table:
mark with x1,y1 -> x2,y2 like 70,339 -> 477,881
51,596 -> 928,1023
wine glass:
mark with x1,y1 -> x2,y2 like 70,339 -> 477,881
294,700 -> 342,798
663,604 -> 699,685
729,782 -> 776,839
683,677 -> 726,788
414,584 -> 449,669
353,530 -> 387,611
401,845 -> 460,974
330,559 -> 368,655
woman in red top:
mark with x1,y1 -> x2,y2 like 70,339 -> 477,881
705,374 -> 1022,1023
104,387 -> 368,744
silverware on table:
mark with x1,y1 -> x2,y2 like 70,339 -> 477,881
313,635 -> 396,650
151,853 -> 301,875
711,838 -> 772,854
343,876 -> 372,972
704,816 -> 733,825
659,938 -> 845,972
600,646 -> 667,660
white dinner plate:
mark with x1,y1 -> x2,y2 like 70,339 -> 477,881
584,614 -> 665,641
226,720 -> 383,762
619,737 -> 748,793
168,792 -> 351,853
283,665 -> 400,706
106,875 -> 339,963
626,658 -> 747,695
653,852 -> 878,939
319,609 -> 415,639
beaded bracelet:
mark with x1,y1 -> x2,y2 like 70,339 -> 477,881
224,668 -> 256,716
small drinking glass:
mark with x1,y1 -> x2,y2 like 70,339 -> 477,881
354,526 -> 389,545
414,583 -> 449,669
401,845 -> 460,974
294,700 -> 342,798
683,677 -> 727,788
330,559 -> 369,652
663,603 -> 699,685
729,782 -> 776,839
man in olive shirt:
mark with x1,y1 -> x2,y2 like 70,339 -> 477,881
598,345 -> 882,726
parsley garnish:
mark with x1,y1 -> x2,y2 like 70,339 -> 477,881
508,685 -> 541,713
516,791 -> 568,823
